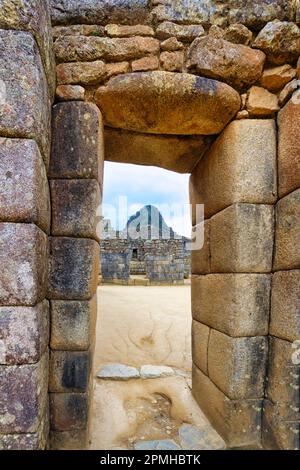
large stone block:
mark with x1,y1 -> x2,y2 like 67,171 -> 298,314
187,36 -> 265,90
274,189 -> 300,270
208,330 -> 267,400
104,128 -> 209,174
192,320 -> 210,375
95,71 -> 241,136
54,36 -> 160,63
270,271 -> 300,342
210,204 -> 274,273
49,102 -> 104,181
190,120 -> 277,218
0,352 -> 48,433
152,1 -> 292,29
0,30 -> 51,165
50,0 -> 149,26
48,237 -> 99,301
253,21 -> 300,65
49,350 -> 90,393
262,400 -> 300,450
50,180 -> 100,239
50,393 -> 88,431
0,416 -> 49,450
192,365 -> 263,448
0,0 -> 56,97
278,92 -> 300,197
50,297 -> 97,351
200,275 -> 270,337
192,274 -> 270,337
267,336 -> 299,407
0,300 -> 49,365
50,429 -> 87,450
191,220 -> 210,274
0,223 -> 48,306
0,138 -> 50,233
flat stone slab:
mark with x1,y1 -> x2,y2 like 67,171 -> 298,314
97,364 -> 140,380
95,71 -> 241,135
179,423 -> 226,450
134,439 -> 181,450
140,365 -> 175,379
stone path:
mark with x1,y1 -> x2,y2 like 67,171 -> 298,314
89,286 -> 225,450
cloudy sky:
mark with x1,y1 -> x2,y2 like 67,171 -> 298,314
102,162 -> 191,237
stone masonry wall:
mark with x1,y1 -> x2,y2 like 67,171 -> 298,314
48,101 -> 103,450
0,1 -> 55,450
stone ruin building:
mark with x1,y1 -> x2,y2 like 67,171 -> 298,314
100,205 -> 191,284
0,0 -> 300,451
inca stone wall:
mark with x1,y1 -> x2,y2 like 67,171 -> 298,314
1,0 -> 300,451
0,0 -> 55,450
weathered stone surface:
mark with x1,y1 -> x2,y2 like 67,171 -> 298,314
51,180 -> 100,239
192,365 -> 263,448
270,271 -> 300,342
49,102 -> 104,181
156,21 -> 204,41
105,24 -> 154,37
0,352 -> 48,433
131,56 -> 159,72
95,71 -> 241,135
54,36 -> 160,63
236,110 -> 249,120
190,120 -> 277,218
192,274 -> 271,337
0,420 -> 48,450
192,321 -> 210,375
134,439 -> 180,450
49,350 -> 90,393
140,365 -> 175,379
50,429 -> 87,450
0,138 -> 50,233
191,220 -> 210,274
208,330 -> 267,400
161,37 -> 184,51
262,400 -> 300,450
0,0 -> 56,97
56,60 -> 107,85
0,301 -> 49,365
104,128 -> 208,173
152,0 -> 293,29
0,30 -> 51,164
210,204 -> 274,273
253,20 -> 300,65
56,85 -> 85,101
0,223 -> 48,306
179,423 -> 225,450
96,363 -> 140,380
50,297 -> 96,351
246,86 -> 279,117
260,65 -> 296,92
52,24 -> 105,38
187,36 -> 265,90
278,79 -> 299,107
50,0 -> 149,26
106,61 -> 130,79
267,336 -> 299,407
48,237 -> 100,301
50,393 -> 88,431
160,51 -> 184,72
278,93 -> 300,197
274,189 -> 300,270
223,23 -> 253,45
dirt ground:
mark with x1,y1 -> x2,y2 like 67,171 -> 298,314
89,285 -> 224,450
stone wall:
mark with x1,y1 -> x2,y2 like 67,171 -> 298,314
48,101 -> 103,449
0,0 -> 55,450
